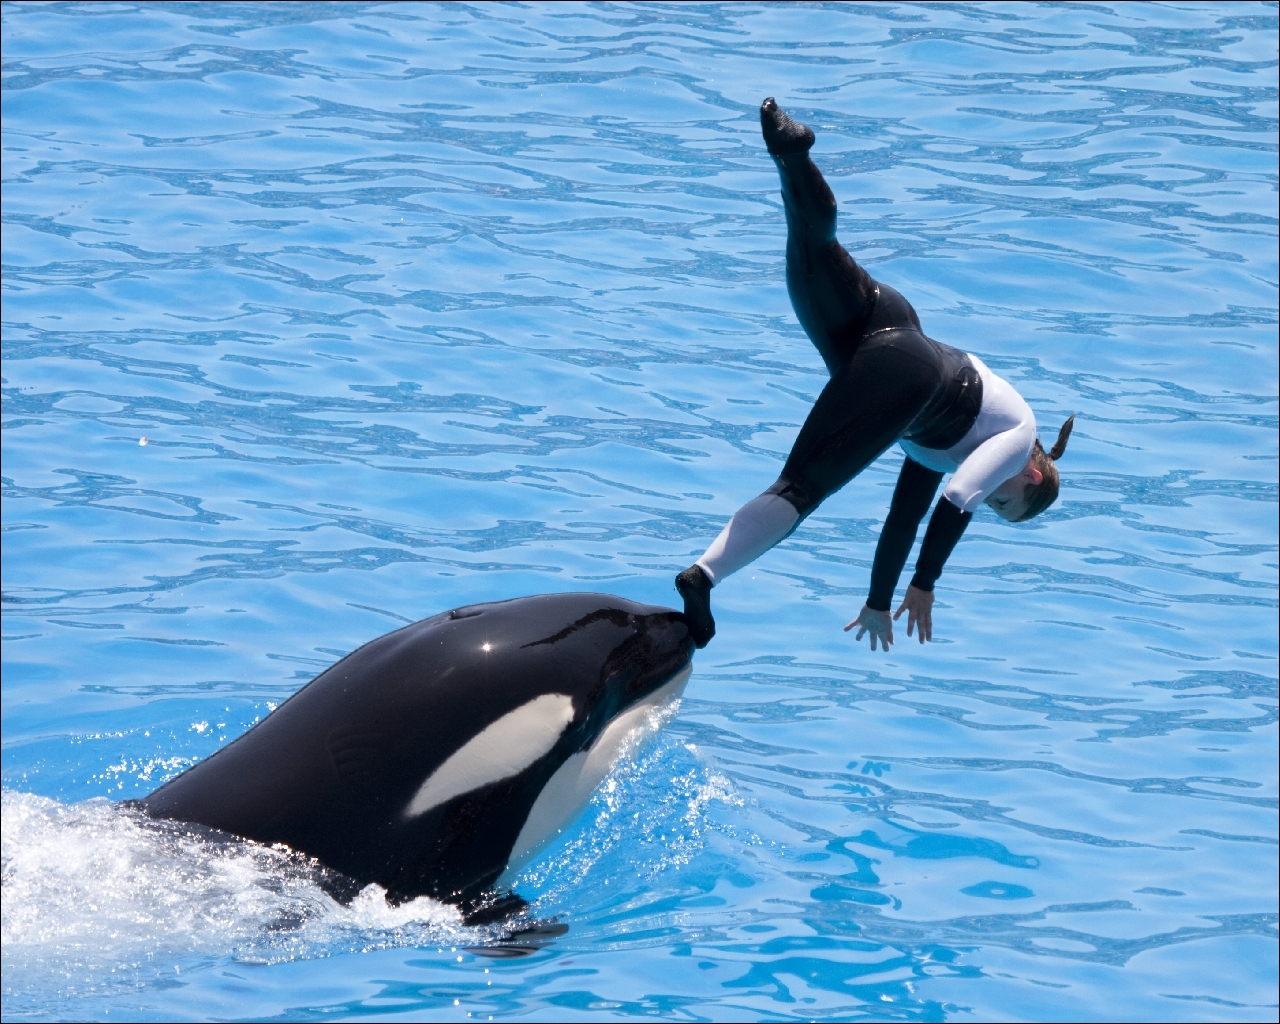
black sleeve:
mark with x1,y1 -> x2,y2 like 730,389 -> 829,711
867,459 -> 943,611
910,497 -> 973,593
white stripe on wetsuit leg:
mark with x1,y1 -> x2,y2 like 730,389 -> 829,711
696,492 -> 800,585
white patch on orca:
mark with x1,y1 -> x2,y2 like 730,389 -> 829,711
500,664 -> 692,880
404,693 -> 575,819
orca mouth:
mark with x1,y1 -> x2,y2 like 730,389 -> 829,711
619,661 -> 691,720
610,611 -> 694,706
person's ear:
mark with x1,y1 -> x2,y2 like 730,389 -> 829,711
1024,466 -> 1043,485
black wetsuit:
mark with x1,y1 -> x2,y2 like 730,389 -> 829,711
764,127 -> 981,611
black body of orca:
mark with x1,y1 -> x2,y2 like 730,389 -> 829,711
139,593 -> 694,919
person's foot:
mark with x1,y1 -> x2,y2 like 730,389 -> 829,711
675,564 -> 715,649
760,97 -> 814,157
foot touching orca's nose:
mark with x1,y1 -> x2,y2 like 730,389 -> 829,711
139,593 -> 694,923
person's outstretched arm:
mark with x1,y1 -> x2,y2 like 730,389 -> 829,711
895,496 -> 973,643
846,458 -> 941,650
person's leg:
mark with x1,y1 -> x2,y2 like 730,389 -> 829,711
761,98 -> 879,374
677,334 -> 941,647
773,336 -> 940,519
695,491 -> 801,586
677,101 -> 933,648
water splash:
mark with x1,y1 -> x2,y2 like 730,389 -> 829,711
1,790 -> 467,1009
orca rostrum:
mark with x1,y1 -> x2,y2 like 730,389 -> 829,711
140,593 -> 694,920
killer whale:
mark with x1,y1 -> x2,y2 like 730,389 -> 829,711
139,593 -> 694,920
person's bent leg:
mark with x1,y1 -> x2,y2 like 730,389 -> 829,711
761,98 -> 878,372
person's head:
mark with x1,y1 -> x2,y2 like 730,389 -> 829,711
984,415 -> 1075,522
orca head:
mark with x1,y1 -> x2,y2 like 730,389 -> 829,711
391,595 -> 694,902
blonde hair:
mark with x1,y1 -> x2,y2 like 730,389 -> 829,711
1017,415 -> 1075,522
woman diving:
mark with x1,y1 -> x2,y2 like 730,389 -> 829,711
676,99 -> 1074,651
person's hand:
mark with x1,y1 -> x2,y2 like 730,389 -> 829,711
844,604 -> 893,651
894,585 -> 934,643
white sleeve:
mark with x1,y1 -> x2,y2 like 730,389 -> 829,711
943,422 -> 1036,513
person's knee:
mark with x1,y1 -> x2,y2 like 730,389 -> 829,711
766,475 -> 821,519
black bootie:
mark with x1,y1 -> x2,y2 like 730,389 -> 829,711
760,97 -> 814,157
675,564 -> 716,649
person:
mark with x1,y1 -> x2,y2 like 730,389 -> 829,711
675,99 -> 1074,652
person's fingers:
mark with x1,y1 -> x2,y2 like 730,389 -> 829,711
893,603 -> 906,621
921,611 -> 932,643
906,608 -> 915,638
855,624 -> 867,641
843,619 -> 857,632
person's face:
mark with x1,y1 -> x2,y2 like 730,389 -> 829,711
984,463 -> 1042,522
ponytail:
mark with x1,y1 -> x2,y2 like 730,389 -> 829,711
1017,414 -> 1074,522
1048,414 -> 1075,461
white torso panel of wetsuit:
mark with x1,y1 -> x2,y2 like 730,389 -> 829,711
898,356 -> 1036,513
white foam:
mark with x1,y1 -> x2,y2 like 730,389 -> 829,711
1,790 -> 467,1003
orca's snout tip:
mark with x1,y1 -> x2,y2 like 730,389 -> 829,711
670,613 -> 698,654
672,611 -> 711,651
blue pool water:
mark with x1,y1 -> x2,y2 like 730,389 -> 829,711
2,3 -> 1277,1020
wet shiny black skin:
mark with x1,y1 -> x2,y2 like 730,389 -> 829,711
140,593 -> 693,911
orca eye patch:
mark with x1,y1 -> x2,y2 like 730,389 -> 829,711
404,693 -> 575,819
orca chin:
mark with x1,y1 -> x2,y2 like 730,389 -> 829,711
139,593 -> 695,918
